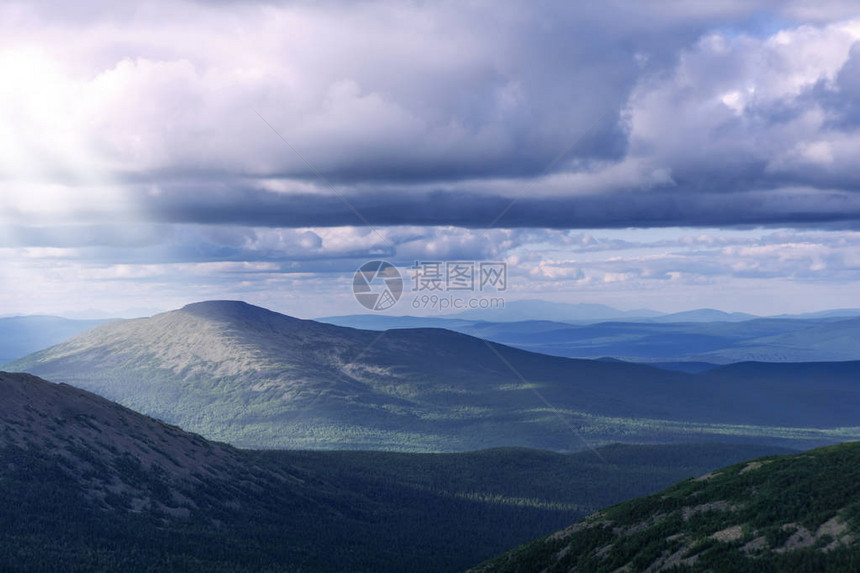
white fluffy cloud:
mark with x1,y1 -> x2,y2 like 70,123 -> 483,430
623,20 -> 860,190
2,224 -> 859,316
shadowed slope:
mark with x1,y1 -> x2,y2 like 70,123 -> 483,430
0,371 -> 791,572
472,442 -> 860,572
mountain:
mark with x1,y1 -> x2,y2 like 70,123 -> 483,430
7,301 -> 860,451
472,442 -> 860,572
652,308 -> 759,323
448,301 -> 860,324
444,299 -> 663,322
0,371 -> 790,572
318,315 -> 860,364
698,317 -> 860,363
323,307 -> 860,330
319,313 -> 480,331
775,308 -> 860,320
0,315 -> 110,363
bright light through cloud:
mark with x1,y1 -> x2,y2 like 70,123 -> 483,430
0,48 -> 104,181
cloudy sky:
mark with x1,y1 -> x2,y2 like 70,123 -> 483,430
2,0 -> 860,318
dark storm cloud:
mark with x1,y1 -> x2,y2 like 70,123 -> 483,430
144,184 -> 860,229
124,4 -> 860,229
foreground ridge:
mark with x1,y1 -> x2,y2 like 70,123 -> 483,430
473,442 -> 860,572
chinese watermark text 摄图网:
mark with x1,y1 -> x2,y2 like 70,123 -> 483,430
352,260 -> 507,312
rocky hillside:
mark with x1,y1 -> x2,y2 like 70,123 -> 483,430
0,371 -> 332,539
472,442 -> 860,572
7,301 -> 860,451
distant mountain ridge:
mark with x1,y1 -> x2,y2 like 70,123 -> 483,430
432,300 -> 860,323
651,308 -> 758,323
445,299 -> 663,322
7,301 -> 860,451
0,315 -> 111,363
319,314 -> 860,364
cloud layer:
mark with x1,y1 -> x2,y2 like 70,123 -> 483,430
3,1 -> 860,316
3,1 -> 860,229
3,224 -> 859,317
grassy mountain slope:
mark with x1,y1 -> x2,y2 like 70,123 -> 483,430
472,442 -> 860,572
7,301 -> 860,451
0,371 -> 789,572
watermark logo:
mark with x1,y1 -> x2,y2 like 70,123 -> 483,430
411,261 -> 507,292
352,260 -> 404,311
353,259 -> 506,312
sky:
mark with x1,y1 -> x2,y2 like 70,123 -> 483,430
2,0 -> 860,318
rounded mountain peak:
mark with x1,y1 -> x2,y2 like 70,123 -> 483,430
178,300 -> 296,322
